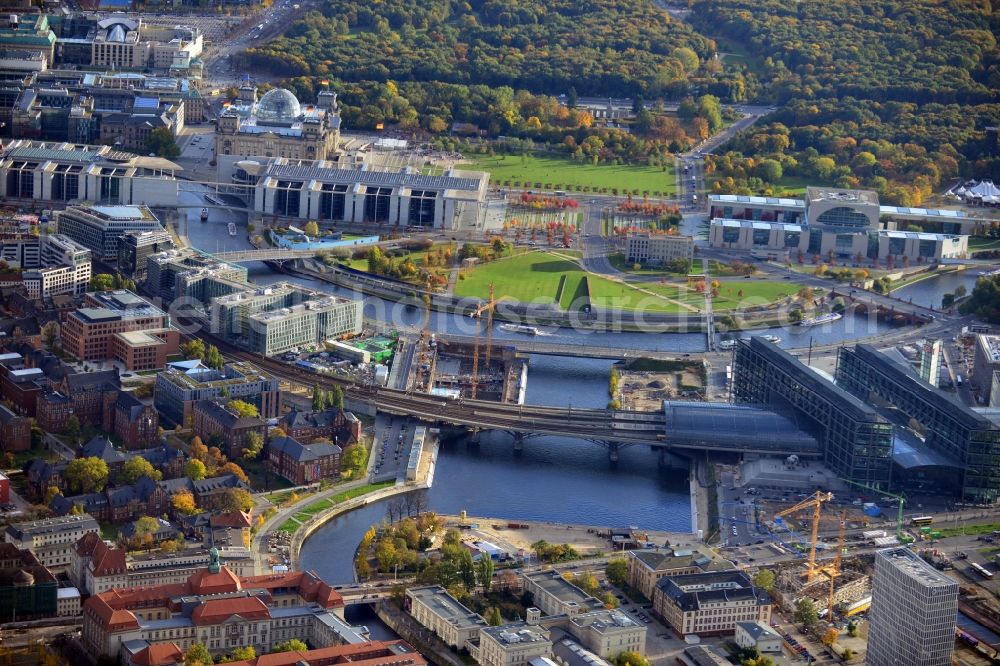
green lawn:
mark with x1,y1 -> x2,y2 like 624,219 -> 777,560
455,252 -> 804,313
969,237 -> 1000,250
467,155 -> 676,195
343,243 -> 457,272
277,481 -> 394,534
608,253 -> 691,275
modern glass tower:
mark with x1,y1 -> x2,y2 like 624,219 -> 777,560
868,547 -> 958,666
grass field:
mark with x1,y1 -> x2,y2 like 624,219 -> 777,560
277,482 -> 394,534
468,155 -> 676,195
455,252 -> 805,313
970,237 -> 1000,250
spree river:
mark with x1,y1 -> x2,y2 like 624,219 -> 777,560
180,213 -> 956,584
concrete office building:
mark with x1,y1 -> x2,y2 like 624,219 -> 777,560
732,337 -> 894,489
521,570 -> 605,617
560,610 -> 646,658
244,159 -> 490,230
867,547 -> 958,666
626,547 -> 733,601
623,233 -> 693,266
405,585 -> 488,649
145,248 -> 247,303
56,204 -> 163,260
6,233 -> 92,298
734,622 -> 781,654
246,295 -> 363,357
153,360 -> 280,426
211,282 -> 362,348
116,229 -> 173,282
0,141 -> 184,208
836,344 -> 1000,502
708,187 -> 975,262
61,290 -> 179,371
475,624 -> 552,666
4,514 -> 99,570
652,570 -> 772,637
973,334 -> 1000,406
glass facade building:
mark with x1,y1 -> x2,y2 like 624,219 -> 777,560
868,547 -> 958,666
732,338 -> 893,488
836,344 -> 1000,503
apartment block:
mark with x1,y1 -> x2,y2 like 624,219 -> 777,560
4,514 -> 99,570
521,570 -> 605,617
153,360 -> 280,427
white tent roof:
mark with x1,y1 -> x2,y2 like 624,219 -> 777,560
965,180 -> 1000,199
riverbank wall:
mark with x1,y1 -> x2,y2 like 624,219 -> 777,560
289,434 -> 440,570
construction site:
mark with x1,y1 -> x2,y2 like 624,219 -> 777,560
407,284 -> 528,403
739,487 -> 1000,665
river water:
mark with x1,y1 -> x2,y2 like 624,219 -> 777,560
180,213 -> 950,585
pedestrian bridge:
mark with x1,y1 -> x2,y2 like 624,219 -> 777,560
213,248 -> 321,262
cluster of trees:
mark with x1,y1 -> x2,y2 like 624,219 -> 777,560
530,539 -> 579,563
364,246 -> 447,285
960,275 -> 1000,322
89,273 -> 136,292
248,0 -> 714,99
696,0 -> 999,202
311,383 -> 345,411
180,339 -> 225,370
563,570 -> 618,608
145,127 -> 180,159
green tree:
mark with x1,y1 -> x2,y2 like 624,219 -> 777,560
755,159 -> 783,183
476,554 -> 495,593
181,339 -> 205,360
88,273 -> 115,291
752,569 -> 775,591
145,127 -> 180,159
487,606 -> 503,626
612,652 -> 651,666
355,554 -> 372,579
242,431 -> 264,460
302,220 -> 320,237
312,383 -> 324,411
227,400 -> 259,419
65,456 -> 109,493
218,488 -> 253,513
847,620 -> 858,637
600,591 -> 619,609
120,456 -> 162,484
340,444 -> 368,478
132,515 -> 161,541
62,415 -> 82,445
697,94 -> 723,133
185,643 -> 212,666
185,459 -> 207,481
271,639 -> 308,653
794,598 -> 818,628
204,344 -> 224,370
326,385 -> 344,410
606,558 -> 628,587
458,548 -> 476,590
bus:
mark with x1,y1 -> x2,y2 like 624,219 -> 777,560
910,516 -> 934,527
971,562 -> 994,579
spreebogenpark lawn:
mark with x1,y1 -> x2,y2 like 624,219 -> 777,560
467,155 -> 677,196
452,251 -> 804,313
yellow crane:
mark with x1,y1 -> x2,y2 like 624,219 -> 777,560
469,283 -> 496,399
774,491 -> 833,582
815,510 -> 847,619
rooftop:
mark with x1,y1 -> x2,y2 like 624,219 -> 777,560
523,570 -> 604,610
662,400 -> 820,453
407,586 -> 488,629
805,187 -> 880,206
708,193 -> 805,208
482,623 -> 550,646
266,162 -> 485,193
877,547 -> 958,590
6,514 -> 98,539
710,218 -> 804,232
83,205 -> 158,221
978,334 -> 1000,364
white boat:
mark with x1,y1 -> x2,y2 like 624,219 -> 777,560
761,334 -> 781,344
799,312 -> 843,327
500,323 -> 541,336
228,222 -> 237,236
717,339 -> 737,350
979,267 -> 1000,277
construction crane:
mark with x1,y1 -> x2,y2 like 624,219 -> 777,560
814,510 -> 847,619
469,283 -> 496,399
415,277 -> 438,391
773,491 -> 833,582
838,478 -> 909,542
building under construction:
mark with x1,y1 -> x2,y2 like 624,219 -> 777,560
409,337 -> 528,403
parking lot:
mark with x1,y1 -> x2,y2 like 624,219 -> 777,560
370,415 -> 414,483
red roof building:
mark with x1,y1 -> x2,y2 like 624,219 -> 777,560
225,640 -> 427,666
81,551 -> 350,661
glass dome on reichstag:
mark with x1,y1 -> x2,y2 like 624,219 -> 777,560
256,88 -> 301,123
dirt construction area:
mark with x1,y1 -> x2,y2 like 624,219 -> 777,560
439,514 -> 691,559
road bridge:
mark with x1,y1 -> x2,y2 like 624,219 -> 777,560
213,247 -> 323,262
